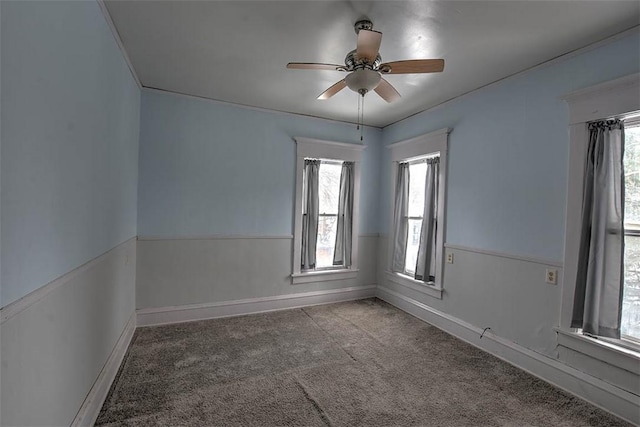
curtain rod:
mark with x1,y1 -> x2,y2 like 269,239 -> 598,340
305,158 -> 345,165
400,153 -> 440,165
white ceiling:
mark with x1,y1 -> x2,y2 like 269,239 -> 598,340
104,1 -> 639,128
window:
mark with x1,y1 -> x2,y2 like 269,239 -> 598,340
559,73 -> 640,375
292,137 -> 363,284
386,128 -> 449,299
623,121 -> 640,342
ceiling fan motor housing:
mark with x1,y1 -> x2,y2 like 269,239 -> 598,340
345,50 -> 382,71
345,69 -> 382,95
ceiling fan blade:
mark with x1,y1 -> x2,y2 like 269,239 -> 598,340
379,59 -> 444,74
287,62 -> 346,71
374,78 -> 401,103
317,79 -> 347,100
356,29 -> 382,63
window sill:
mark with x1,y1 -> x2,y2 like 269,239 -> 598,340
291,268 -> 359,285
385,271 -> 443,300
554,328 -> 640,374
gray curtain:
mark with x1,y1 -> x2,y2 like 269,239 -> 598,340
415,158 -> 440,282
301,159 -> 320,270
333,162 -> 355,267
392,163 -> 410,272
571,119 -> 624,338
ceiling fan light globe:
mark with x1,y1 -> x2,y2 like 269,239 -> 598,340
345,69 -> 382,94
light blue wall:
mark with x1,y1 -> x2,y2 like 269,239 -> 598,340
380,32 -> 640,262
1,1 -> 141,306
138,90 -> 382,237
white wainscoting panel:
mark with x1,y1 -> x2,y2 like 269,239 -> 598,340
378,236 -> 564,356
0,238 -> 136,427
136,235 -> 378,310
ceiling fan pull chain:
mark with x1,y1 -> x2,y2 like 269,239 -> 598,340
356,95 -> 361,130
360,93 -> 365,141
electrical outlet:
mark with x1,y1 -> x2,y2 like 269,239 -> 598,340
446,252 -> 454,264
545,268 -> 557,285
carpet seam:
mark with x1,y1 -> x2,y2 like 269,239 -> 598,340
316,302 -> 400,350
305,300 -> 421,363
301,307 -> 361,363
295,377 -> 335,427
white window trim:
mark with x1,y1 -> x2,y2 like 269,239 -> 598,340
559,73 -> 640,369
385,127 -> 450,299
291,137 -> 364,285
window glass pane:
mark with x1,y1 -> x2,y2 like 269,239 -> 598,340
623,125 -> 640,341
408,162 -> 427,217
318,162 -> 342,214
625,126 -> 640,225
404,219 -> 422,274
316,215 -> 337,268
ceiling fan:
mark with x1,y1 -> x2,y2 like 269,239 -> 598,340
287,20 -> 445,103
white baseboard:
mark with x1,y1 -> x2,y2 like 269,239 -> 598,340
137,285 -> 377,327
376,286 -> 640,426
71,312 -> 137,427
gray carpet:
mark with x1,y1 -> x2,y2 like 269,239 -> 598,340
97,298 -> 629,426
